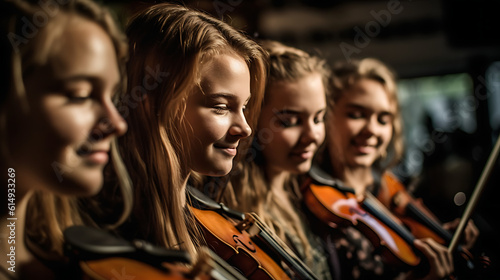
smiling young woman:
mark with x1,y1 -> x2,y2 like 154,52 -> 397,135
0,0 -> 132,278
312,58 -> 479,280
212,40 -> 336,279
118,3 -> 267,258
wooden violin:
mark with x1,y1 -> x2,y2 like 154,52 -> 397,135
187,186 -> 319,280
64,225 -> 246,280
384,172 -> 452,245
302,163 -> 495,278
382,172 -> 491,277
382,133 -> 500,274
301,167 -> 420,269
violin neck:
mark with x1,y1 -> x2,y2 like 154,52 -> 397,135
405,203 -> 453,243
362,195 -> 416,246
243,213 -> 320,280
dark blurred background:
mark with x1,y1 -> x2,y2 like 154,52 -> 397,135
103,0 -> 500,275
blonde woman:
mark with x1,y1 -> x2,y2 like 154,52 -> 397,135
0,0 -> 132,278
213,40 -> 335,279
119,3 -> 267,258
315,58 -> 478,279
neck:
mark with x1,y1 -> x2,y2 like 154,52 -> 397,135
336,165 -> 374,195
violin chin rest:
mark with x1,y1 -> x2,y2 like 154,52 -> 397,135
64,225 -> 191,265
308,165 -> 352,193
187,185 -> 245,221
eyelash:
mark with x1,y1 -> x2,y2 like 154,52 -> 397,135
66,89 -> 93,103
213,104 -> 229,115
348,111 -> 391,125
314,114 -> 325,124
347,112 -> 363,119
213,104 -> 249,115
277,116 -> 298,128
277,114 -> 325,128
279,120 -> 294,128
68,96 -> 91,103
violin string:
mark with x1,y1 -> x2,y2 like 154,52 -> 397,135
250,213 -> 318,279
364,192 -> 405,226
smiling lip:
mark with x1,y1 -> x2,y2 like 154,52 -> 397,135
291,150 -> 314,160
78,149 -> 109,164
353,143 -> 376,154
214,144 -> 238,157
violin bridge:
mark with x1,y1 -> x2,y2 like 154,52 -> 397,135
235,214 -> 257,235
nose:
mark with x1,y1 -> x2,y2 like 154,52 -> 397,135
96,100 -> 128,138
300,119 -> 324,145
229,111 -> 252,139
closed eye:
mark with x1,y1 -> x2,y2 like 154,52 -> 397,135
347,111 -> 363,119
277,114 -> 300,128
213,104 -> 229,115
67,88 -> 93,103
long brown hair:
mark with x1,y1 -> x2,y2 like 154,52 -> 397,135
120,3 -> 267,256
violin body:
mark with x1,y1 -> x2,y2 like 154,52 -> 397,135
382,173 -> 487,277
64,225 -> 246,280
190,206 -> 290,280
383,173 -> 450,244
80,257 -> 192,280
187,186 -> 320,280
302,180 -> 420,268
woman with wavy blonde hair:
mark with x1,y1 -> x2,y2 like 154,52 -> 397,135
214,40 -> 335,279
119,3 -> 267,257
315,58 -> 478,279
0,0 -> 132,278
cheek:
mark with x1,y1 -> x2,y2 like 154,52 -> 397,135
190,115 -> 229,145
317,124 -> 326,145
265,129 -> 300,157
381,127 -> 394,146
277,129 -> 300,148
47,108 -> 95,148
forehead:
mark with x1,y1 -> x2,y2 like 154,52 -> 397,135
196,53 -> 251,101
265,73 -> 326,111
199,53 -> 248,81
37,16 -> 118,80
339,78 -> 395,112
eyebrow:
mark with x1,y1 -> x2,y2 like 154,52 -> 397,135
56,75 -> 113,85
207,92 -> 252,103
54,75 -> 120,93
345,103 -> 394,116
273,109 -> 301,115
273,108 -> 327,115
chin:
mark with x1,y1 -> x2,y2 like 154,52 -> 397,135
198,164 -> 232,177
351,159 -> 375,168
290,162 -> 312,175
62,171 -> 104,197
205,169 -> 231,177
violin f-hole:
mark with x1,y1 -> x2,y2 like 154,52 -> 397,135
233,235 -> 257,253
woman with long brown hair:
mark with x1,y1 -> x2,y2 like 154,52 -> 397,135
214,40 -> 335,279
119,3 -> 267,258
